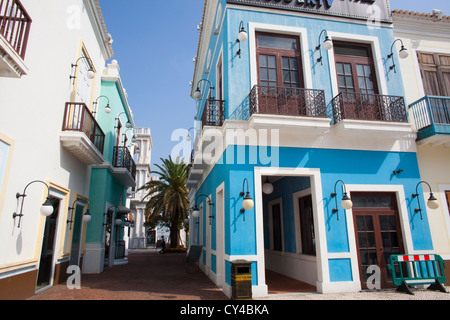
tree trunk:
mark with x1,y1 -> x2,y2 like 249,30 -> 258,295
170,209 -> 179,248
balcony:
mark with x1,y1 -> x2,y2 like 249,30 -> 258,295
201,98 -> 225,128
331,92 -> 412,136
60,102 -> 105,165
409,96 -> 450,147
248,85 -> 330,132
0,0 -> 31,77
112,146 -> 136,187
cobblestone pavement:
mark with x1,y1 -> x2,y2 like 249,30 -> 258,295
28,250 -> 450,301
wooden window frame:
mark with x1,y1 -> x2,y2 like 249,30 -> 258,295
418,52 -> 450,97
256,32 -> 304,88
334,41 -> 379,95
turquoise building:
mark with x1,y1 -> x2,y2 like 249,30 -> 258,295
83,60 -> 137,274
187,0 -> 437,297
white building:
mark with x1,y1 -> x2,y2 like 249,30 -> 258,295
0,0 -> 114,299
393,9 -> 450,280
128,127 -> 153,249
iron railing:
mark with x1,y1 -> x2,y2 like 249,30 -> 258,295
62,102 -> 105,154
113,146 -> 137,180
409,95 -> 450,131
0,0 -> 31,59
249,85 -> 327,118
331,92 -> 408,124
201,98 -> 225,128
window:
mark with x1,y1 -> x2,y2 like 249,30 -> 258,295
217,54 -> 223,100
74,49 -> 94,104
334,42 -> 378,95
418,52 -> 450,97
256,33 -> 303,88
299,195 -> 315,255
333,42 -> 385,121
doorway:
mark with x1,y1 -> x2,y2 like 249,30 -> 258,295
352,193 -> 404,288
36,197 -> 60,291
69,202 -> 86,266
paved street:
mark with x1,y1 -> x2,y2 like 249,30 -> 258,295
28,250 -> 450,301
28,250 -> 228,300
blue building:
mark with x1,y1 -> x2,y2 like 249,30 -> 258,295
187,0 -> 436,298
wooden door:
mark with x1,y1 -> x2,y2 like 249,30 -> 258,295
352,193 -> 404,288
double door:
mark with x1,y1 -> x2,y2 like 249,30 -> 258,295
334,42 -> 381,121
256,32 -> 305,116
352,193 -> 404,288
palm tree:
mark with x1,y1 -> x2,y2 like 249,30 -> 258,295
140,156 -> 190,248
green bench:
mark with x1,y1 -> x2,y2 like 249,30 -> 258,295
388,254 -> 448,295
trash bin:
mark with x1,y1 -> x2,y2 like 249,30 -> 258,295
231,260 -> 252,300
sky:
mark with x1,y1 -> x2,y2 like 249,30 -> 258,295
98,0 -> 450,173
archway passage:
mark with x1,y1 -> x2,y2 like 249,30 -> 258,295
261,175 -> 319,295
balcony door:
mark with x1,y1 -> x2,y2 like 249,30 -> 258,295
334,42 -> 380,120
256,32 -> 304,116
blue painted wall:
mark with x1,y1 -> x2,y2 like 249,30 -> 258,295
262,176 -> 311,253
192,1 -> 429,288
196,6 -> 405,124
194,145 -> 434,284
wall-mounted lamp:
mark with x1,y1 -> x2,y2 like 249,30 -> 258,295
84,209 -> 92,223
70,56 -> 95,84
93,95 -> 111,115
240,178 -> 254,221
12,180 -> 54,228
191,194 -> 215,225
193,79 -> 215,100
186,127 -> 195,141
115,112 -> 132,131
262,177 -> 274,195
236,21 -> 248,59
122,128 -> 137,146
330,180 -> 353,221
316,29 -> 333,65
67,199 -> 92,230
412,181 -> 439,220
388,39 -> 409,73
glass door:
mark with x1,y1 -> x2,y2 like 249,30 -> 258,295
334,42 -> 379,120
256,33 -> 304,115
352,193 -> 404,288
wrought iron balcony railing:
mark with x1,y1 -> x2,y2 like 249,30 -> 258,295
62,102 -> 105,154
331,92 -> 408,124
201,98 -> 225,128
113,146 -> 137,180
249,85 -> 327,118
0,0 -> 32,59
409,95 -> 450,140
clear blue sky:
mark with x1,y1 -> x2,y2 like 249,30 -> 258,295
98,0 -> 450,172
